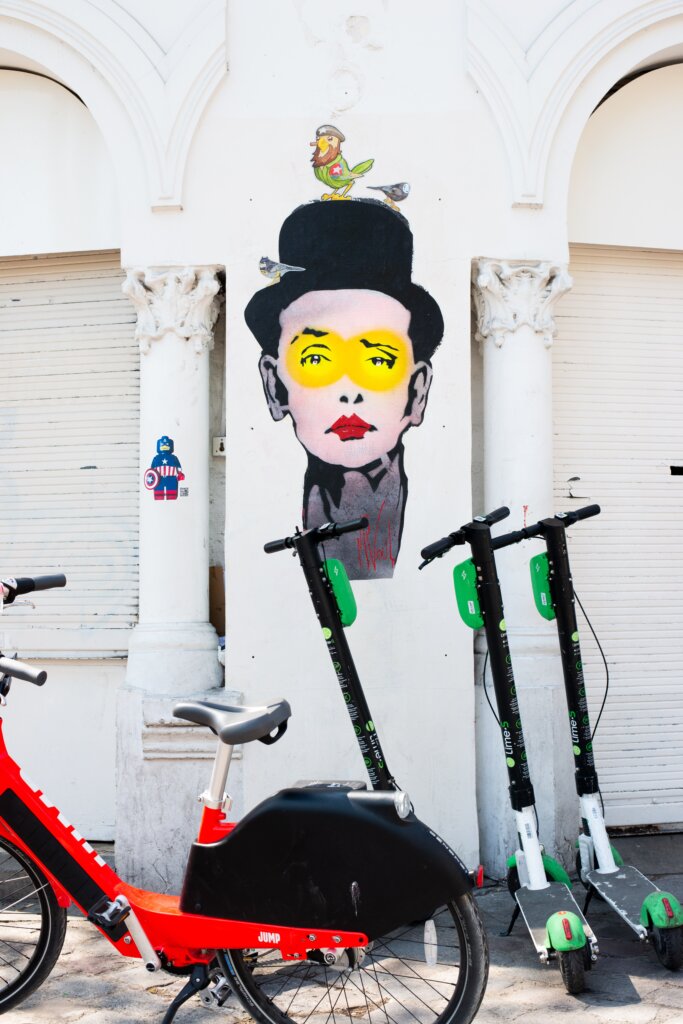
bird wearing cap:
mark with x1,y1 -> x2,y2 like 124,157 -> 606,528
310,125 -> 374,201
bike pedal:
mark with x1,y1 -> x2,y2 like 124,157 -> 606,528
88,895 -> 131,932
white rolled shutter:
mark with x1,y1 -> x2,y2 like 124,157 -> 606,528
553,244 -> 683,825
0,251 -> 139,657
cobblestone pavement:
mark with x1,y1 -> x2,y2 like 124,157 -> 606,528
3,836 -> 683,1023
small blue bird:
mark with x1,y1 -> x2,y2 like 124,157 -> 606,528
367,182 -> 410,211
259,257 -> 305,284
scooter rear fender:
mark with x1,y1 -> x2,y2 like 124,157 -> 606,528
180,786 -> 471,939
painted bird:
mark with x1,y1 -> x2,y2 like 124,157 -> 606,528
367,182 -> 411,211
259,257 -> 305,284
310,125 -> 374,201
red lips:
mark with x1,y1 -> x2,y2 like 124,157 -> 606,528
328,415 -> 375,441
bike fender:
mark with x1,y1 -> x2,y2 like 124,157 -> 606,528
640,891 -> 683,929
180,787 -> 471,939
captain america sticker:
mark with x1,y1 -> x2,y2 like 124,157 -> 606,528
144,436 -> 186,501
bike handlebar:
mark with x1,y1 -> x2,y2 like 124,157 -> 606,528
492,504 -> 601,551
2,574 -> 66,605
264,517 -> 369,554
0,656 -> 47,686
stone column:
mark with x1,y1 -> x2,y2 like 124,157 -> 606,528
116,267 -> 233,892
472,259 -> 574,875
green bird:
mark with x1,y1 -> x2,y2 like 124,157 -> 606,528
310,125 -> 374,200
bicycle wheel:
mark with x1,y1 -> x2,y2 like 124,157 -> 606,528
0,836 -> 67,1012
220,893 -> 488,1024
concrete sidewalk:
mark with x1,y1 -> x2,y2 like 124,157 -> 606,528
4,834 -> 683,1023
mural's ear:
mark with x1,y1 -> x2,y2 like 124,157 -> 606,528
259,354 -> 289,421
406,362 -> 433,426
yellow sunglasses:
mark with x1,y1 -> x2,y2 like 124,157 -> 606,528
285,328 -> 411,391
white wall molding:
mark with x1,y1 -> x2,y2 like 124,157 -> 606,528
123,267 -> 223,354
468,0 -> 683,207
0,0 -> 227,209
472,259 -> 572,350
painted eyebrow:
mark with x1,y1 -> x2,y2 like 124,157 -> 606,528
358,338 -> 399,352
290,327 -> 330,345
300,342 -> 331,355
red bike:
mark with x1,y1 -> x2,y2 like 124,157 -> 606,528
0,517 -> 488,1023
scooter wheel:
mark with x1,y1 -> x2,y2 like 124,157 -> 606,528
651,924 -> 683,971
558,948 -> 586,995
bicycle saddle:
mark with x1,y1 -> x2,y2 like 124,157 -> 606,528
173,699 -> 291,745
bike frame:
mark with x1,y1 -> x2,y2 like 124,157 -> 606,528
0,715 -> 367,970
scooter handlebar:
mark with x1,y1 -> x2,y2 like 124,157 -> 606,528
493,504 -> 602,551
264,517 -> 369,554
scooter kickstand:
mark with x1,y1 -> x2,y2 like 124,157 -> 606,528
161,963 -> 210,1024
582,885 -> 594,918
501,902 -> 520,937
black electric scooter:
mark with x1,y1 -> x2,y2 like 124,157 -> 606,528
263,516 -> 489,1024
420,507 -> 597,994
502,503 -> 683,970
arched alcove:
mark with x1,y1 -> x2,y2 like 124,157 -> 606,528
0,69 -> 119,256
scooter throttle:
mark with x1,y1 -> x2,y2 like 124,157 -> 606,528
420,532 -> 465,562
479,506 -> 510,526
317,517 -> 369,539
556,504 -> 601,526
263,537 -> 293,554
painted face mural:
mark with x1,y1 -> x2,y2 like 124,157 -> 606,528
245,198 -> 443,579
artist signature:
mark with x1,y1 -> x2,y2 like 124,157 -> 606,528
356,500 -> 396,573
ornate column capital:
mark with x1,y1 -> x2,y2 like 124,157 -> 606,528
472,259 -> 572,349
123,267 -> 224,354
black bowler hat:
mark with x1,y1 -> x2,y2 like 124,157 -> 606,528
245,199 -> 444,362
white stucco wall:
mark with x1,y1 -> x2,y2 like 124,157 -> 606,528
4,0 -> 683,867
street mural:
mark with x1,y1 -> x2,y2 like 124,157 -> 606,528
245,127 -> 443,580
144,435 -> 186,501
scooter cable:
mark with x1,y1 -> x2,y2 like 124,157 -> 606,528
480,649 -> 499,726
573,588 -> 610,740
481,648 -> 541,838
574,588 -> 609,817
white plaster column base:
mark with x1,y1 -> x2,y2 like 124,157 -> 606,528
116,681 -> 243,893
117,622 -> 225,890
475,630 -> 578,878
125,622 -> 222,695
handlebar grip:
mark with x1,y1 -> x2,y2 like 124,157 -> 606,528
492,524 -> 543,550
559,503 -> 601,525
420,532 -> 464,561
0,657 -> 47,686
10,575 -> 66,596
264,538 -> 291,554
321,516 -> 369,539
32,574 -> 66,592
480,506 -> 510,526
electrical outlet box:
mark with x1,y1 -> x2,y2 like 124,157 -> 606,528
212,437 -> 226,456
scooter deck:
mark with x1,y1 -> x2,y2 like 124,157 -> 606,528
586,864 -> 656,936
515,882 -> 595,955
